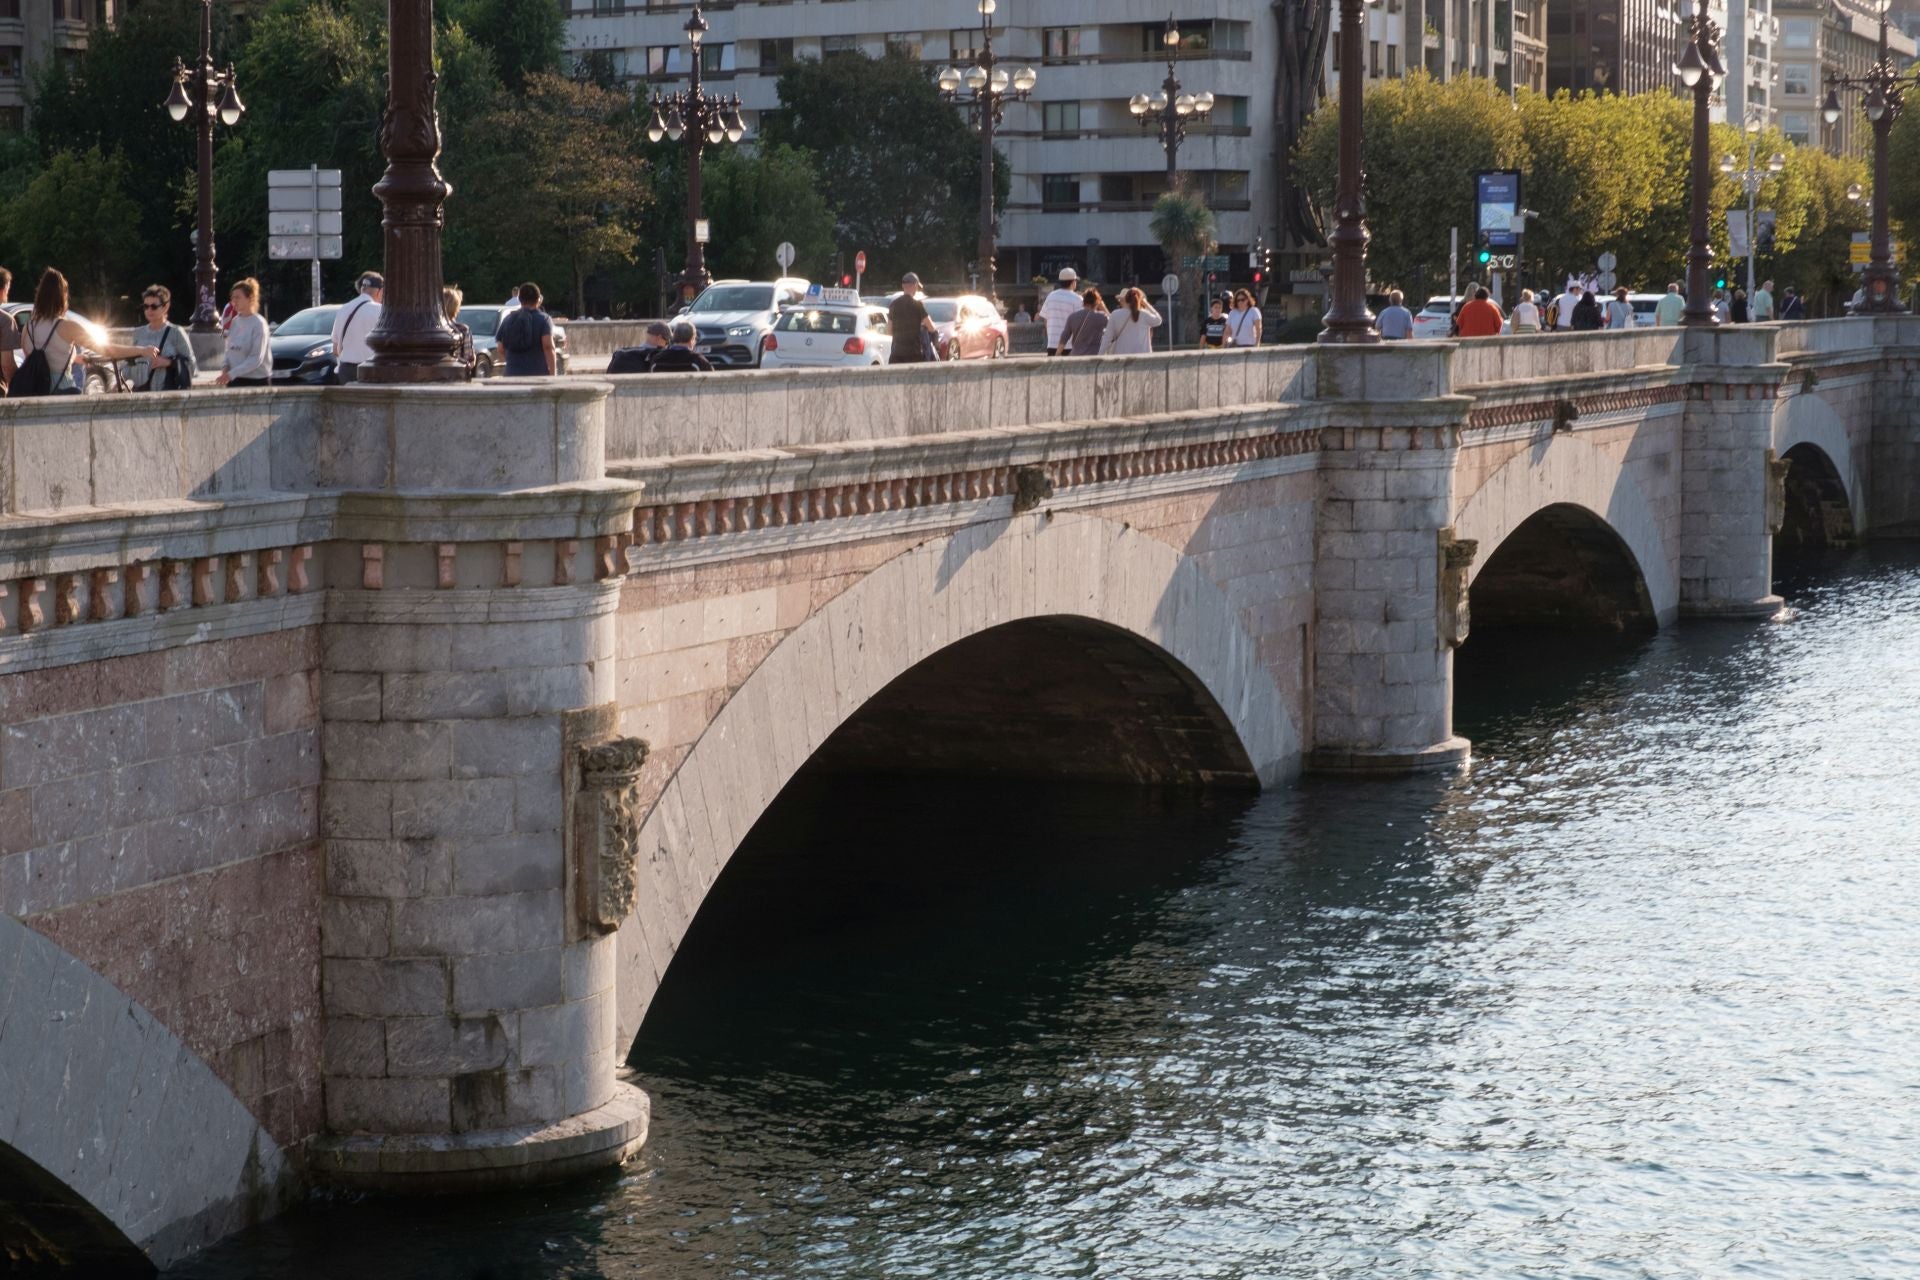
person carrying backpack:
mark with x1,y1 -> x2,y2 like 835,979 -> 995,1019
129,284 -> 198,391
495,282 -> 556,377
11,268 -> 157,398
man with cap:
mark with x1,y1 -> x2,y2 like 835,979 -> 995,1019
606,322 -> 672,374
888,272 -> 937,365
1037,267 -> 1082,355
330,270 -> 384,383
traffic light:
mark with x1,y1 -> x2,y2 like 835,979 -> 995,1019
1476,235 -> 1492,266
1715,275 -> 1728,289
841,275 -> 853,287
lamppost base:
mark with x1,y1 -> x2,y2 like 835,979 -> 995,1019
355,359 -> 472,385
1317,323 -> 1383,345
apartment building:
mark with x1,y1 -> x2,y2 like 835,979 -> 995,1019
1546,0 -> 1733,118
1772,0 -> 1914,153
0,0 -> 112,133
1724,0 -> 1775,123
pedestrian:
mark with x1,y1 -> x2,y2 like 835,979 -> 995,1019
10,268 -> 156,397
648,322 -> 715,373
1752,278 -> 1775,321
216,279 -> 271,387
496,282 -> 557,376
1510,288 -> 1542,334
1713,291 -> 1732,323
1652,283 -> 1685,325
1037,267 -> 1081,355
1548,281 -> 1581,331
1454,286 -> 1504,337
1570,289 -> 1604,331
1731,288 -> 1750,324
1377,289 -> 1414,340
1058,288 -> 1109,356
329,271 -> 383,383
1099,287 -> 1161,355
1780,288 -> 1805,320
888,272 -> 938,365
443,285 -> 475,378
1602,286 -> 1633,330
1201,296 -> 1228,347
0,266 -> 17,392
608,322 -> 671,374
129,285 -> 198,390
1225,288 -> 1263,347
1012,304 -> 1032,324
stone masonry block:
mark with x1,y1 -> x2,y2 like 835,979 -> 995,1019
324,721 -> 452,782
514,774 -> 566,834
323,1019 -> 387,1077
449,717 -> 562,780
324,624 -> 454,675
561,938 -> 614,1003
326,839 -> 451,899
391,890 -> 565,958
324,957 -> 448,1018
518,993 -> 606,1070
321,898 -> 391,959
321,781 -> 393,839
390,778 -> 516,839
264,671 -> 320,735
451,832 -> 563,896
448,620 -> 601,673
326,1076 -> 450,1136
321,672 -> 383,722
450,1065 -> 564,1133
384,1014 -> 513,1077
453,948 -> 568,1015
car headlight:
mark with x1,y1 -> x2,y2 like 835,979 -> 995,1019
727,325 -> 755,338
305,345 -> 328,360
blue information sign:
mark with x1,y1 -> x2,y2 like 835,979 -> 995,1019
1476,170 -> 1523,249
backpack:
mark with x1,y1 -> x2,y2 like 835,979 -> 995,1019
11,319 -> 62,398
498,309 -> 537,354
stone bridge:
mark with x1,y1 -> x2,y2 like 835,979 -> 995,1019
0,318 -> 1914,1270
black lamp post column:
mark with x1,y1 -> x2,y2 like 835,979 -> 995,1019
938,2 -> 1036,305
162,0 -> 244,333
1130,16 -> 1215,192
1823,8 -> 1907,313
647,6 -> 745,301
1319,0 -> 1378,343
1676,9 -> 1725,327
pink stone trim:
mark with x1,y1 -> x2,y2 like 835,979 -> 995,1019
361,545 -> 384,591
556,539 -> 579,586
502,541 -> 524,588
89,568 -> 118,622
289,546 -> 314,594
436,543 -> 458,590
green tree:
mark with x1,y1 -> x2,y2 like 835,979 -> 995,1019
1149,188 -> 1218,346
1889,76 -> 1920,273
1766,144 -> 1869,315
1,147 -> 145,312
766,52 -> 1007,282
702,144 -> 839,282
448,0 -> 562,91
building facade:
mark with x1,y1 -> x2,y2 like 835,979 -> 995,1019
1546,0 -> 1732,118
0,0 -> 112,133
1773,0 -> 1915,154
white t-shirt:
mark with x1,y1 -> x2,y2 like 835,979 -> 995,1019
1511,301 -> 1541,332
1225,305 -> 1260,347
331,294 -> 383,364
1037,287 -> 1081,348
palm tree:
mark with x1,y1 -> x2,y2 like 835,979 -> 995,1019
1150,188 -> 1219,345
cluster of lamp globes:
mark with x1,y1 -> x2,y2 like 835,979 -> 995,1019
646,100 -> 746,146
161,61 -> 245,126
937,63 -> 1039,98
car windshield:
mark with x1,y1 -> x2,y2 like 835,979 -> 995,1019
922,300 -> 958,323
274,307 -> 338,336
691,286 -> 775,313
458,307 -> 499,336
776,309 -> 858,335
1421,299 -> 1456,314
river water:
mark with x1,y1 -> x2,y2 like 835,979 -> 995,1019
173,546 -> 1920,1279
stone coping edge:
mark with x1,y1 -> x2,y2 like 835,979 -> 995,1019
306,1081 -> 649,1193
1679,594 -> 1786,620
1306,736 -> 1472,775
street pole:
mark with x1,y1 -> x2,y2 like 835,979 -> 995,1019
646,7 -> 745,305
1319,0 -> 1379,343
1820,6 -> 1906,312
360,0 -> 465,382
1677,12 -> 1723,327
1450,226 -> 1459,306
162,0 -> 241,331
1131,18 -> 1213,198
978,12 -> 998,306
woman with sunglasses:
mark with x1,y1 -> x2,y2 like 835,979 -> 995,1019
128,286 -> 198,391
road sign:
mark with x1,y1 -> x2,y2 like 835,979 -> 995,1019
854,250 -> 867,275
1596,270 -> 1617,292
269,235 -> 344,260
268,167 -> 344,306
268,186 -> 342,212
269,168 -> 341,188
776,240 -> 795,272
1160,272 -> 1181,296
1597,251 -> 1618,272
1181,254 -> 1229,272
1850,234 -> 1905,268
1476,170 -> 1522,249
268,210 -> 343,237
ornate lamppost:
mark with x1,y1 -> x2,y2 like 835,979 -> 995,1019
1129,15 -> 1215,190
360,0 -> 467,382
1319,0 -> 1381,343
938,0 -> 1037,305
647,6 -> 746,302
1719,111 -> 1784,301
1675,5 -> 1727,326
161,0 -> 244,333
1821,0 -> 1907,313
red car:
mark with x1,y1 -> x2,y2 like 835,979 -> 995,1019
923,294 -> 1010,360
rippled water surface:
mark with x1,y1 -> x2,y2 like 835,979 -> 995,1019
174,548 -> 1920,1279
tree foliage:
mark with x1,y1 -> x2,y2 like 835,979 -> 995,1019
1890,76 -> 1920,277
766,53 -> 1008,281
446,0 -> 562,91
1150,188 -> 1218,342
3,148 -> 145,312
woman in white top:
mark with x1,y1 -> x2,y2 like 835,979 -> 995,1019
218,278 -> 272,387
1510,289 -> 1542,333
14,268 -> 157,395
1100,287 -> 1162,355
1224,287 -> 1263,347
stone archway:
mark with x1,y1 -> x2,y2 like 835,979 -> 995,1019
1776,442 -> 1858,554
1453,435 -> 1679,626
1772,389 -> 1865,535
612,512 -> 1297,1048
0,917 -> 296,1272
1467,502 -> 1660,632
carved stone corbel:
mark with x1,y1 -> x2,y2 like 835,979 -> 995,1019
1438,526 -> 1479,650
1764,447 -> 1792,536
1012,464 -> 1055,514
570,734 -> 649,935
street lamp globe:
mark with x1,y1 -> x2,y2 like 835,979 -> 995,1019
1745,112 -> 1762,134
163,76 -> 191,122
217,79 -> 245,127
1129,93 -> 1150,116
1675,40 -> 1706,88
1767,152 -> 1785,172
666,107 -> 685,141
1013,65 -> 1038,93
1847,182 -> 1864,201
1163,19 -> 1182,48
965,64 -> 988,91
1151,89 -> 1169,111
978,0 -> 996,13
1174,92 -> 1196,116
1720,153 -> 1736,173
1821,89 -> 1843,124
1194,91 -> 1216,115
1864,89 -> 1887,121
647,107 -> 666,143
683,8 -> 707,46
706,120 -> 724,145
938,66 -> 962,93
990,66 -> 1010,93
726,108 -> 745,143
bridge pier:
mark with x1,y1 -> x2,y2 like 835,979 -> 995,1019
1306,347 -> 1473,774
1679,329 -> 1789,618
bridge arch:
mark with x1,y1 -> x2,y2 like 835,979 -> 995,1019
1453,434 -> 1679,627
614,511 -> 1296,1047
1772,394 -> 1862,552
0,916 -> 294,1273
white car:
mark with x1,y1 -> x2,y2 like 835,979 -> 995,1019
1410,295 -> 1462,339
760,294 -> 893,369
681,277 -> 811,368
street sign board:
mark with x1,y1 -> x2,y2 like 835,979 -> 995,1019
1597,270 -> 1618,291
776,240 -> 795,271
1728,210 -> 1750,258
1597,251 -> 1618,272
1476,170 -> 1522,249
268,210 -> 344,237
268,186 -> 342,212
1181,254 -> 1230,271
854,250 -> 868,275
1849,233 -> 1905,267
269,168 -> 341,188
1160,272 -> 1181,296
269,235 -> 344,260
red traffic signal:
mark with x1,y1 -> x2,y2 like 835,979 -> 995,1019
1252,271 -> 1264,284
840,275 -> 852,286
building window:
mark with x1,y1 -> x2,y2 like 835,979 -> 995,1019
1042,100 -> 1081,135
1099,173 -> 1135,203
1370,39 -> 1381,74
1781,110 -> 1810,143
0,45 -> 20,80
647,45 -> 687,76
0,0 -> 17,18
1042,174 -> 1079,209
1781,61 -> 1811,95
1780,16 -> 1814,47
822,35 -> 860,59
1043,27 -> 1081,62
701,43 -> 735,73
1388,43 -> 1401,74
758,38 -> 794,70
0,105 -> 20,133
590,0 -> 622,14
949,29 -> 982,61
885,32 -> 923,60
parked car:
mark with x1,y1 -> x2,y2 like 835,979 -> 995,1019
1624,292 -> 1668,327
458,305 -> 502,377
762,294 -> 892,370
1410,296 -> 1462,340
922,294 -> 1009,360
268,305 -> 341,384
683,277 -> 811,368
3,301 -> 116,393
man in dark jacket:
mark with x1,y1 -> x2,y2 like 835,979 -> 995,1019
887,272 -> 937,364
648,322 -> 714,373
608,322 -> 671,374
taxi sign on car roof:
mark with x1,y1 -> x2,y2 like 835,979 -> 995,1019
801,285 -> 863,307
